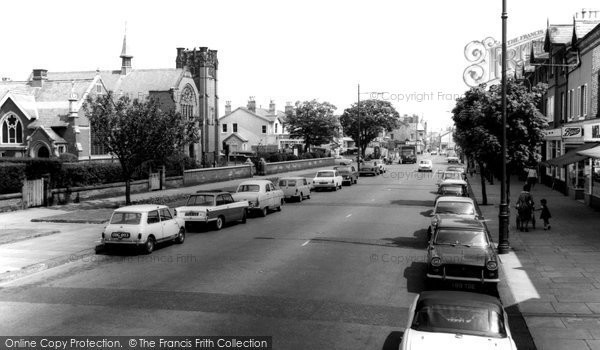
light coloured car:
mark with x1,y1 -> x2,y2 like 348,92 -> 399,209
447,156 -> 460,164
231,180 -> 284,217
312,169 -> 344,191
279,177 -> 311,202
418,159 -> 433,172
437,171 -> 464,184
359,161 -> 380,176
428,196 -> 479,237
176,191 -> 248,231
334,155 -> 353,166
399,290 -> 517,350
102,204 -> 185,254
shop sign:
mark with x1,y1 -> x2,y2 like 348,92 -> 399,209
543,128 -> 561,139
562,126 -> 583,138
584,124 -> 600,141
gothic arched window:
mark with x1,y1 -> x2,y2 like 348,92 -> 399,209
180,85 -> 196,121
1,114 -> 23,144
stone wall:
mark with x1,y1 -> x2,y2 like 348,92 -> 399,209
263,157 -> 335,175
183,165 -> 253,186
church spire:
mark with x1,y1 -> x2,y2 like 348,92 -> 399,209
120,23 -> 132,75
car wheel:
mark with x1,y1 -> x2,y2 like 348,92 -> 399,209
214,216 -> 225,230
175,227 -> 185,244
260,207 -> 268,217
241,209 -> 247,223
426,226 -> 432,240
143,236 -> 155,254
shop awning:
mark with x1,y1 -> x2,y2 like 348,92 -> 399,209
577,144 -> 600,158
542,142 -> 600,167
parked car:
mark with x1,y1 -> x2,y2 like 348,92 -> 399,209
312,169 -> 344,191
334,155 -> 353,166
437,171 -> 464,184
447,156 -> 460,164
102,204 -> 185,254
418,159 -> 433,172
373,159 -> 387,173
428,196 -> 479,238
399,290 -> 517,350
334,165 -> 358,185
231,180 -> 284,217
359,161 -> 379,176
430,150 -> 438,155
176,191 -> 248,230
437,179 -> 469,198
446,165 -> 466,174
427,217 -> 500,289
279,177 -> 311,202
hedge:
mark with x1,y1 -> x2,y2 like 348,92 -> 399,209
0,163 -> 26,194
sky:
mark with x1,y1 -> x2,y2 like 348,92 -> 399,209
1,0 -> 596,132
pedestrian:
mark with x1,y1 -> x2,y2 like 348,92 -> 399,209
538,198 -> 551,230
516,184 -> 535,232
526,166 -> 538,190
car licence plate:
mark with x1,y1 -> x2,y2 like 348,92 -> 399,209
111,232 -> 130,239
451,282 -> 476,290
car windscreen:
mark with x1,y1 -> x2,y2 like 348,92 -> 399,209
186,195 -> 214,206
110,212 -> 142,225
411,304 -> 506,338
237,184 -> 260,192
316,171 -> 334,178
434,229 -> 487,246
443,172 -> 462,180
279,180 -> 296,186
435,202 -> 475,215
439,185 -> 464,194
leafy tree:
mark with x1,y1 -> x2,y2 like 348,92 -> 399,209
340,99 -> 400,157
84,93 -> 199,204
285,100 -> 338,152
452,79 -> 548,204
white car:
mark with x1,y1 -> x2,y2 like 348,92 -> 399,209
231,180 -> 284,217
418,159 -> 433,172
437,171 -> 464,184
279,177 -> 311,202
102,204 -> 185,254
334,156 -> 353,166
312,169 -> 343,191
428,196 -> 479,237
176,191 -> 249,231
399,291 -> 517,350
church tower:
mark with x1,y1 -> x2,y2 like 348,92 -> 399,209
175,47 -> 219,166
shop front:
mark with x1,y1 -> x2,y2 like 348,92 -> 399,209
577,123 -> 600,210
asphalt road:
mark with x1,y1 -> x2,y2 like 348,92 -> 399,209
0,159 -> 448,349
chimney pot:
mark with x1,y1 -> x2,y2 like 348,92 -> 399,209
247,97 -> 256,112
31,69 -> 48,87
225,101 -> 232,115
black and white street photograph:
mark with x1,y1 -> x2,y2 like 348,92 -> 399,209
2,1 -> 600,349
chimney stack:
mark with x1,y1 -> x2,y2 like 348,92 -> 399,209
68,81 -> 78,118
285,102 -> 294,116
31,69 -> 48,87
269,100 -> 276,114
247,96 -> 256,112
225,101 -> 232,115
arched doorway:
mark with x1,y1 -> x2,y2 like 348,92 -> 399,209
37,146 -> 50,158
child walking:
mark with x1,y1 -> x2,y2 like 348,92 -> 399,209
539,199 -> 551,230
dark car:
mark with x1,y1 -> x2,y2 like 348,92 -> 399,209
359,161 -> 379,176
436,179 -> 469,200
334,165 -> 358,185
427,217 -> 499,290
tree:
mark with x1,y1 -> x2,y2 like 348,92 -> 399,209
452,79 -> 548,204
84,93 -> 199,204
340,99 -> 400,157
285,100 -> 338,152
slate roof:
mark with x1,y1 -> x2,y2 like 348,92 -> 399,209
544,24 -> 573,51
573,19 -> 600,42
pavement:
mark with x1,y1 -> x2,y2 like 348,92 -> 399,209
0,167 -> 333,283
469,173 -> 600,350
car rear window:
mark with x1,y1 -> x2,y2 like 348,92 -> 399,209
435,202 -> 475,215
238,184 -> 260,192
110,212 -> 141,225
435,229 -> 487,246
439,185 -> 464,195
279,180 -> 296,186
186,195 -> 215,206
411,304 -> 505,338
316,171 -> 334,177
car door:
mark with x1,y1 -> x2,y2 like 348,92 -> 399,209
223,193 -> 241,220
215,194 -> 228,220
267,182 -> 277,206
159,208 -> 179,239
146,210 -> 162,240
262,183 -> 272,208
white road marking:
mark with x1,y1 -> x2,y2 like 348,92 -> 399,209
346,214 -> 352,218
302,240 -> 311,246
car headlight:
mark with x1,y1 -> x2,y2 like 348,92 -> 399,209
431,257 -> 442,267
486,261 -> 498,270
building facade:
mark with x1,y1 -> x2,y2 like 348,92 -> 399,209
0,35 -> 219,165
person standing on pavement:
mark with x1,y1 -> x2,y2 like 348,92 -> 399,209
526,166 -> 538,190
539,198 -> 551,230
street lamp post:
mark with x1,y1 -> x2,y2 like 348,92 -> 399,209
498,0 -> 510,254
357,84 -> 361,172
